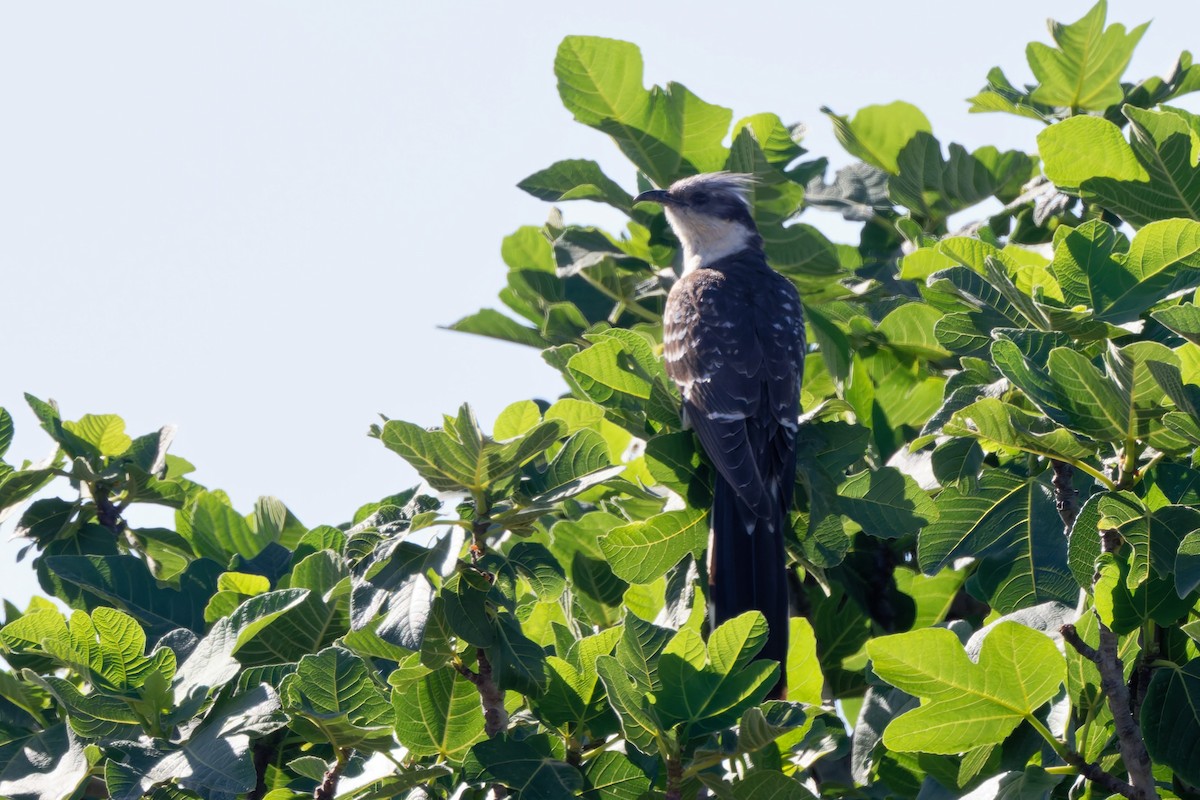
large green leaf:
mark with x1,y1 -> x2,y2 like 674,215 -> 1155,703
1,607 -> 175,695
581,751 -> 651,800
918,468 -> 1076,613
380,404 -> 565,494
1096,492 -> 1200,589
598,507 -> 707,584
1140,659 -> 1200,786
655,614 -> 779,735
0,724 -> 89,800
555,36 -> 730,186
1039,106 -> 1200,227
867,622 -> 1065,753
1026,1 -> 1147,111
823,102 -> 931,174
0,407 -> 12,460
40,554 -> 219,637
281,646 -> 394,749
1050,220 -> 1200,324
944,398 -> 1095,464
470,734 -> 585,800
518,159 -> 634,213
105,684 -> 285,800
392,666 -> 485,761
836,467 -> 938,538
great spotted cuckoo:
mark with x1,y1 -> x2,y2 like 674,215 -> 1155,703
635,173 -> 804,697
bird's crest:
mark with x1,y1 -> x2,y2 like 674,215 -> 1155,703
668,172 -> 756,207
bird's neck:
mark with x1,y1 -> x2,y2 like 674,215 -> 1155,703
674,217 -> 759,275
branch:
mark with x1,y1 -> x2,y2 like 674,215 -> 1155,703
664,755 -> 683,800
313,755 -> 345,800
455,649 -> 509,738
1050,460 -> 1079,529
1061,623 -> 1159,800
92,484 -> 126,536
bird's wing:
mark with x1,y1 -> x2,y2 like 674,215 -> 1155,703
663,263 -> 804,518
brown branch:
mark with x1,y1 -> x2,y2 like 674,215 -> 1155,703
1061,623 -> 1159,800
248,730 -> 284,800
92,484 -> 126,536
1051,461 -> 1079,529
1059,750 -> 1139,800
664,755 -> 683,800
314,756 -> 344,800
1098,627 -> 1158,799
455,649 -> 509,738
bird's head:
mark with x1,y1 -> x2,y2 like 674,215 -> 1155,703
634,172 -> 761,272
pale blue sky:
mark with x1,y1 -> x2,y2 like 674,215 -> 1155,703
3,1 -> 1198,607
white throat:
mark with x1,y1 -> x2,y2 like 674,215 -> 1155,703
665,208 -> 754,274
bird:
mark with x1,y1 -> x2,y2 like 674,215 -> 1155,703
635,173 -> 804,698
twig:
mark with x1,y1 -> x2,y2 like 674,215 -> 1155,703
1059,751 -> 1139,800
1061,623 -> 1159,800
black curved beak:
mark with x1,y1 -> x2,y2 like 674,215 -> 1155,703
633,189 -> 673,205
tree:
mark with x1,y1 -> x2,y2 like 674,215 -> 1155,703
3,2 -> 1200,797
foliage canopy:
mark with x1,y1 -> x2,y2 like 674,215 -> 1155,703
4,2 -> 1200,798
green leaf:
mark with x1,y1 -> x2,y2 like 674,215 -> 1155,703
889,135 -> 1035,222
1039,106 -> 1200,227
823,101 -> 932,174
1027,1 -> 1148,111
0,724 -> 89,800
598,507 -> 708,584
877,303 -> 952,361
446,308 -> 548,349
1152,303 -> 1200,345
836,467 -> 938,538
1097,492 -> 1200,588
868,622 -> 1065,754
441,570 -> 495,647
786,618 -> 824,706
1055,220 -> 1200,324
281,646 -> 394,749
1177,531 -> 1200,597
494,400 -> 543,441
171,589 -> 310,717
381,405 -> 566,494
3,607 -> 175,694
655,614 -> 779,735
944,398 -> 1095,464
1140,659 -> 1200,786
62,413 -> 133,457
392,666 -> 485,761
0,407 -> 12,460
492,613 -> 548,695
41,554 -> 217,637
186,491 -> 269,562
105,684 -> 285,800
581,751 -> 650,800
918,468 -> 1076,612
518,159 -> 633,213
506,541 -> 568,601
555,36 -> 730,186
525,429 -> 622,504
1094,552 -> 1195,633
471,734 -> 584,800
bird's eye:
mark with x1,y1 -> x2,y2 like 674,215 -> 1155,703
691,191 -> 710,205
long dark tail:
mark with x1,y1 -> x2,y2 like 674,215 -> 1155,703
709,475 -> 790,698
